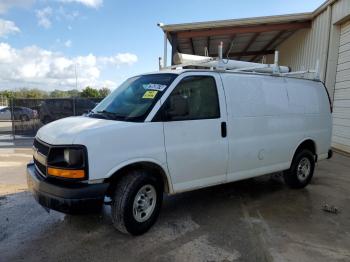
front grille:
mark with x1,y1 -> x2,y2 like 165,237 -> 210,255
33,138 -> 50,176
33,138 -> 50,155
34,158 -> 46,176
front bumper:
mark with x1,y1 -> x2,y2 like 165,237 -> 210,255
26,163 -> 109,214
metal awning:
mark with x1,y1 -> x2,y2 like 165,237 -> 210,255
159,13 -> 312,64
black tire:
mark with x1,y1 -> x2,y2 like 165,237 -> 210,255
111,170 -> 163,235
283,149 -> 315,189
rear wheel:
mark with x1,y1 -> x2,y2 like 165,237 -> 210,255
283,149 -> 315,189
111,170 -> 163,235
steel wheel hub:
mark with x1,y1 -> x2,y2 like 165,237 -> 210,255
133,184 -> 157,223
297,157 -> 311,182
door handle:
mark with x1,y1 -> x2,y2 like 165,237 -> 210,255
221,122 -> 227,138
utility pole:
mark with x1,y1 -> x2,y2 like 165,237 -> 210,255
74,63 -> 78,116
75,63 -> 78,90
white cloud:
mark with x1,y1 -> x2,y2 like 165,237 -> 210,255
57,6 -> 80,21
36,7 -> 53,29
64,40 -> 72,48
0,19 -> 20,38
37,6 -> 81,29
59,0 -> 103,8
0,0 -> 35,14
99,53 -> 138,66
0,42 -> 137,90
101,80 -> 117,88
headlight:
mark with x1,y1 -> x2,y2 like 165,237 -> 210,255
47,146 -> 87,180
64,148 -> 83,166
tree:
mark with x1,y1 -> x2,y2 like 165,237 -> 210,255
0,90 -> 15,99
1,86 -> 109,99
13,88 -> 47,99
66,89 -> 80,97
81,86 -> 100,98
50,89 -> 69,98
99,87 -> 111,98
50,89 -> 81,98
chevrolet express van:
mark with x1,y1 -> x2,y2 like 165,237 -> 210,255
27,70 -> 333,235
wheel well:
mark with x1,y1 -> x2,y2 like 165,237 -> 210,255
105,162 -> 170,197
294,139 -> 316,158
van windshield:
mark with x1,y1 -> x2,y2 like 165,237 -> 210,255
90,73 -> 177,122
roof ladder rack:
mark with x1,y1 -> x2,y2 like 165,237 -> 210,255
160,42 -> 320,80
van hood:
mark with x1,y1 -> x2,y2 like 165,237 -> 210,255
36,116 -> 132,145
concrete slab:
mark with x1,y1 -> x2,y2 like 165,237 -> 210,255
0,148 -> 349,262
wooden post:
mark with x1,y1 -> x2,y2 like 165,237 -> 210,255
170,33 -> 178,65
163,32 -> 168,67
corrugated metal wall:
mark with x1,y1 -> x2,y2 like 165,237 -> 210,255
332,20 -> 350,153
332,0 -> 350,24
277,0 -> 350,90
277,9 -> 331,82
277,0 -> 350,154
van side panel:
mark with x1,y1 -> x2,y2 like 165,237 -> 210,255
285,78 -> 332,159
221,74 -> 293,182
221,73 -> 332,183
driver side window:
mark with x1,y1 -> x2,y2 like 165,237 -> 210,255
161,76 -> 220,121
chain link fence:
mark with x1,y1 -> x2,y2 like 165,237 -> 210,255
0,98 -> 102,140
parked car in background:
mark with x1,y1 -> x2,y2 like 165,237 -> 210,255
39,99 -> 99,124
0,106 -> 37,121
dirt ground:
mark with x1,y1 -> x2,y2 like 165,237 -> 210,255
0,146 -> 349,262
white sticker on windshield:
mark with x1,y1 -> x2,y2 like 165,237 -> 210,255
143,84 -> 167,92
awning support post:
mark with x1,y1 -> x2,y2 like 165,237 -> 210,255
163,32 -> 168,68
170,33 -> 178,66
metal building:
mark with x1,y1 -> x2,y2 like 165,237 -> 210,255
159,0 -> 350,154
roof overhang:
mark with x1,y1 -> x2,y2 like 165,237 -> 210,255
161,13 -> 312,32
159,11 -> 319,63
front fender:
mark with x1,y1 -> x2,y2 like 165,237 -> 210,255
105,158 -> 174,194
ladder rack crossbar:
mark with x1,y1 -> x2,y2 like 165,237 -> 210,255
163,58 -> 215,70
160,50 -> 320,80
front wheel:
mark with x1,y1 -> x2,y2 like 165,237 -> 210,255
111,170 -> 163,235
283,149 -> 315,189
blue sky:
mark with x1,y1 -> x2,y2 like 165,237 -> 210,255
0,0 -> 325,91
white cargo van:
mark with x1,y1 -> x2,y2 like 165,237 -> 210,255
27,69 -> 332,235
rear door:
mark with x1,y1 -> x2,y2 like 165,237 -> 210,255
157,72 -> 229,192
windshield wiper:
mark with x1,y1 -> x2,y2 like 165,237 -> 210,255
96,110 -> 114,115
94,110 -> 126,120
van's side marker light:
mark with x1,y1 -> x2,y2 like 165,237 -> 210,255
48,167 -> 85,179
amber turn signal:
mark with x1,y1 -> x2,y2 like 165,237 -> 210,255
48,167 -> 85,179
